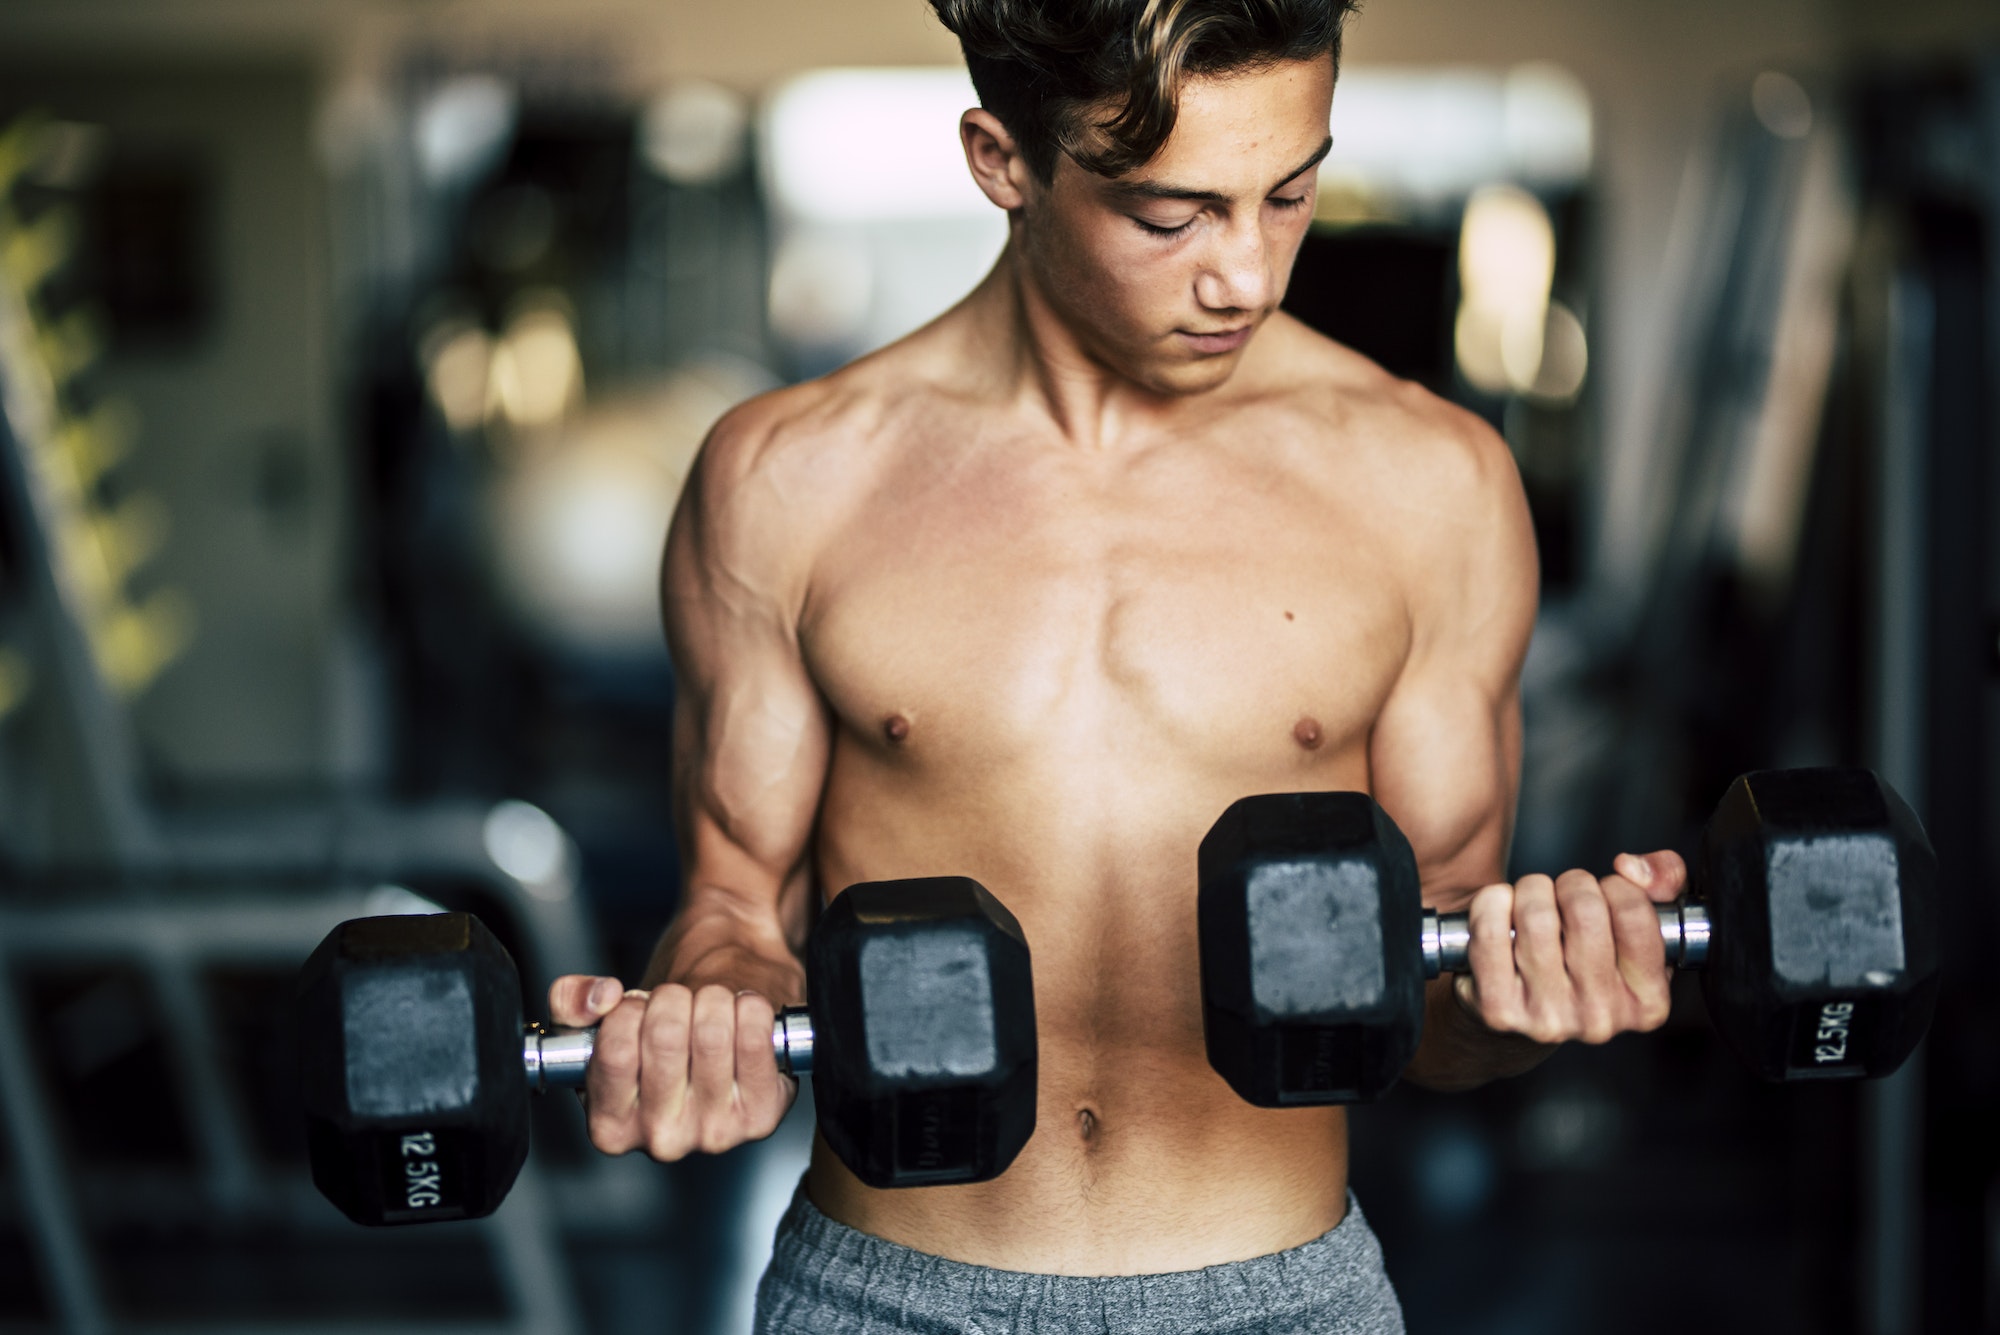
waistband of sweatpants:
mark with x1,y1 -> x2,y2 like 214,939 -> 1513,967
770,1181 -> 1385,1307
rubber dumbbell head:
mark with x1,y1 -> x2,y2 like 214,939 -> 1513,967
1197,792 -> 1426,1106
296,913 -> 529,1227
809,877 -> 1038,1188
1698,767 -> 1940,1080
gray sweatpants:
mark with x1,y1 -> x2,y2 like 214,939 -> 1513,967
752,1185 -> 1406,1334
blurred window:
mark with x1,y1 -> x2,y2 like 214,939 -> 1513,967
758,67 -> 1007,374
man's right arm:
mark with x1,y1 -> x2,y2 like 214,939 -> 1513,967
548,400 -> 832,1161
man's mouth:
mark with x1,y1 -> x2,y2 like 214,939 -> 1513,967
1178,325 -> 1254,354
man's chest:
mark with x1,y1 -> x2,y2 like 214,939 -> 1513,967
799,441 -> 1413,774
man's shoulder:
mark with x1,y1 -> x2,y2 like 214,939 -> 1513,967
691,360 -> 923,527
1259,320 -> 1537,657
1261,314 -> 1521,523
696,373 -> 872,493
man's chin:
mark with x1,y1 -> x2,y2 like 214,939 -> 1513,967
1133,348 -> 1248,397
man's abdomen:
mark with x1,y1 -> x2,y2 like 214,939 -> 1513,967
806,747 -> 1364,1275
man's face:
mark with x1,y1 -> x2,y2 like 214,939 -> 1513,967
1017,58 -> 1335,396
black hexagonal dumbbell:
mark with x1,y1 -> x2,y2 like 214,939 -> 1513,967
298,876 -> 1037,1226
1197,791 -> 1427,1106
1199,767 -> 1940,1106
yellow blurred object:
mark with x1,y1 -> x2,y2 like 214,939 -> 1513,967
36,306 -> 101,387
92,495 -> 171,588
94,587 -> 196,696
420,319 -> 495,434
1530,300 -> 1589,403
0,646 -> 32,722
50,505 -> 109,602
0,124 -> 195,701
1454,184 -> 1582,402
0,203 -> 77,296
54,399 -> 138,491
490,295 -> 583,430
0,111 -> 53,198
43,490 -> 170,608
1452,303 -> 1512,396
1312,174 -> 1403,227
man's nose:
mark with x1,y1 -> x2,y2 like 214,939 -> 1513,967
1194,217 -> 1272,312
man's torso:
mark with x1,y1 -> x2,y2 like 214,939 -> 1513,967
743,313 -> 1472,1274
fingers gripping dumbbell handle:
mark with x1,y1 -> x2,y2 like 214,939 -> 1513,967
523,1005 -> 816,1093
1421,902 -> 1712,978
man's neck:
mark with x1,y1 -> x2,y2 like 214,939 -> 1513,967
963,237 -> 1207,456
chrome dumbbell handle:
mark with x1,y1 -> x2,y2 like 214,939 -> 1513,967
1420,902 -> 1712,978
524,1004 -> 816,1092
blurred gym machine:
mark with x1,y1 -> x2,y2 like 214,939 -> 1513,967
1596,58 -> 1997,1334
1847,57 -> 2000,1335
1526,59 -> 1997,1335
0,113 -> 669,1333
1332,59 -> 1996,1335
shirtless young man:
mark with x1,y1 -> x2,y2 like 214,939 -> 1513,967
551,1 -> 1686,1329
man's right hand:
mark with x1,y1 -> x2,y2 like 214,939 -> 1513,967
547,976 -> 799,1161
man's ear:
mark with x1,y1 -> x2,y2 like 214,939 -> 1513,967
961,108 -> 1032,211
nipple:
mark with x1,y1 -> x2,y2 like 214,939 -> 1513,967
1293,716 -> 1324,750
882,713 -> 911,745
1284,610 -> 1295,621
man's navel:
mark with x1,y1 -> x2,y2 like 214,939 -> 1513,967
1076,1106 -> 1100,1145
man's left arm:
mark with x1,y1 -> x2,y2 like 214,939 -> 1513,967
1367,407 -> 1682,1092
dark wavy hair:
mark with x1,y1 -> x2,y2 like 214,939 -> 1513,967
930,0 -> 1356,181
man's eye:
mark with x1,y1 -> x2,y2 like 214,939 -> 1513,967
1270,194 -> 1311,212
1134,215 -> 1197,238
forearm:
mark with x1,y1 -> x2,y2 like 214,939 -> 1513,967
640,883 -> 805,1002
1401,976 -> 1554,1092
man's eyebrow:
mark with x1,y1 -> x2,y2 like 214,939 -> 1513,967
1110,135 -> 1334,204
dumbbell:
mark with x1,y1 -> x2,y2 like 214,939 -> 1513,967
297,876 -> 1037,1226
1198,767 -> 1940,1106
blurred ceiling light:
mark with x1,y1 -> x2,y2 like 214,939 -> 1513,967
1327,69 -> 1502,200
517,450 -> 659,618
1529,300 -> 1588,403
763,68 -> 990,222
1502,65 -> 1593,184
1326,65 -> 1592,201
768,231 -> 874,345
643,81 -> 751,185
1751,71 -> 1814,141
416,75 -> 518,186
1455,184 -> 1561,397
421,319 -> 494,433
483,800 -> 569,892
491,296 -> 583,429
488,359 -> 771,655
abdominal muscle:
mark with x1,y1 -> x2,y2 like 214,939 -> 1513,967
800,733 -> 1363,1276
